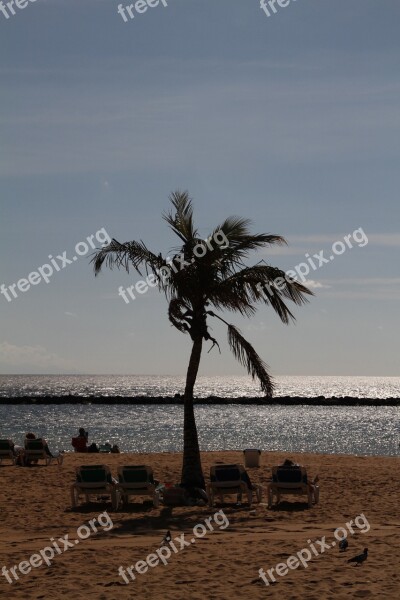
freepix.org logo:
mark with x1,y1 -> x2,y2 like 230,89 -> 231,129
117,0 -> 168,23
118,510 -> 229,584
0,0 -> 37,21
258,513 -> 370,586
260,0 -> 298,18
1,228 -> 111,304
2,511 -> 113,584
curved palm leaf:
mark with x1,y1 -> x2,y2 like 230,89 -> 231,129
168,297 -> 192,334
227,324 -> 274,397
208,264 -> 313,323
91,238 -> 167,283
209,217 -> 287,275
163,190 -> 198,243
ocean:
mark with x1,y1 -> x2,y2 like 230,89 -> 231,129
0,375 -> 399,457
1,374 -> 399,398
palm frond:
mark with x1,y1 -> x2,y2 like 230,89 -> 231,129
91,238 -> 166,279
163,190 -> 198,243
227,324 -> 274,397
209,218 -> 287,274
254,263 -> 314,313
207,265 -> 313,323
168,297 -> 192,334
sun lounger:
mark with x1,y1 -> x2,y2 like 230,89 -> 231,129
116,465 -> 160,508
71,465 -> 119,509
0,440 -> 16,465
24,439 -> 62,466
207,463 -> 262,507
267,465 -> 319,508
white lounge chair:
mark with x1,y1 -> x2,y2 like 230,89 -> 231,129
267,465 -> 319,508
71,465 -> 119,509
207,464 -> 262,507
0,439 -> 16,465
25,439 -> 62,466
116,465 -> 160,508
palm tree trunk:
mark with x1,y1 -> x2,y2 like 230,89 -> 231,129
181,336 -> 205,489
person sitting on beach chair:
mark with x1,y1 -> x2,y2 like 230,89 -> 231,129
0,439 -> 17,465
267,459 -> 319,508
24,433 -> 57,466
207,464 -> 262,507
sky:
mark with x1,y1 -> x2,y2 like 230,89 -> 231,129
0,0 -> 399,377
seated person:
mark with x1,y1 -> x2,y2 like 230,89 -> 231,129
87,442 -> 99,453
25,432 -> 53,456
99,441 -> 112,453
278,459 -> 319,488
240,468 -> 256,490
7,439 -> 24,458
79,427 -> 88,440
71,428 -> 88,452
267,458 -> 319,505
24,432 -> 54,465
6,439 -> 16,455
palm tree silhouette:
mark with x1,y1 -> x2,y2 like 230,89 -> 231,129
92,191 -> 312,489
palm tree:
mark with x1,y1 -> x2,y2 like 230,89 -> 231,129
92,191 -> 313,489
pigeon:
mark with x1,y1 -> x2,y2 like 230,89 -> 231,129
339,538 -> 348,551
161,530 -> 171,545
347,548 -> 368,565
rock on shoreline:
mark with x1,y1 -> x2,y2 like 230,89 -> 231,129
0,395 -> 399,406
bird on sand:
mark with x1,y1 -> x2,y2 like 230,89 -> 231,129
161,530 -> 171,545
339,538 -> 349,551
347,548 -> 368,565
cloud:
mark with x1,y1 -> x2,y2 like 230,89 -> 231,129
289,233 -> 400,247
2,65 -> 399,176
367,233 -> 400,247
312,277 -> 400,300
0,341 -> 77,374
303,279 -> 331,289
320,289 -> 400,300
260,245 -> 309,257
326,277 -> 400,286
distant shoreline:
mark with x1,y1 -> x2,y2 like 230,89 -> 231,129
0,395 -> 399,406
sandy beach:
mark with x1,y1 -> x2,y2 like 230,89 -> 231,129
0,450 -> 399,599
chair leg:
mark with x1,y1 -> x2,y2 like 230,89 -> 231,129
256,485 -> 262,503
111,488 -> 119,511
206,485 -> 213,507
71,485 -> 77,507
153,492 -> 160,508
267,484 -> 273,508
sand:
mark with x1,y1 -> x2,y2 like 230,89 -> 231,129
0,451 -> 399,599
